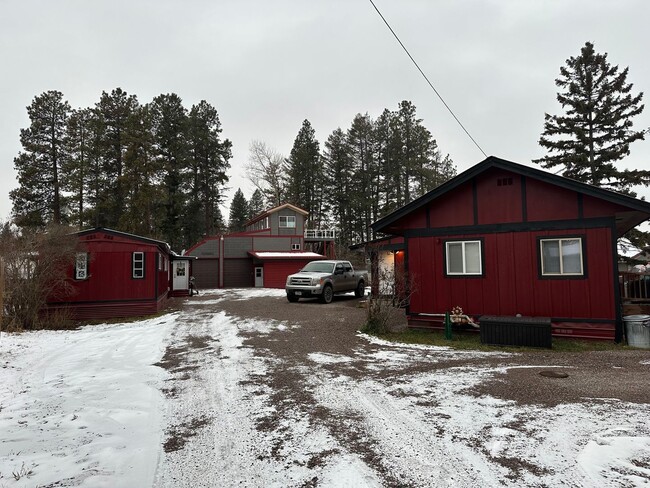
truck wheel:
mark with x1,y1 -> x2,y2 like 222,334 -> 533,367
355,281 -> 365,298
320,285 -> 333,304
287,294 -> 299,303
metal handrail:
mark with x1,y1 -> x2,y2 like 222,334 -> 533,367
304,229 -> 336,239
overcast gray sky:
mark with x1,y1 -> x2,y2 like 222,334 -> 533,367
1,0 -> 649,221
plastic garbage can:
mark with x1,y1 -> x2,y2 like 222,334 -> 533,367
623,315 -> 650,349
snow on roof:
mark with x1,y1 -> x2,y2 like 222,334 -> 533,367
248,251 -> 324,259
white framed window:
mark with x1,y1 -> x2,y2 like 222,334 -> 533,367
133,252 -> 145,279
291,243 -> 301,250
279,215 -> 296,228
540,238 -> 584,276
445,240 -> 482,276
75,252 -> 88,280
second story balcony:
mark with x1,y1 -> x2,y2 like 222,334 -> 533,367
304,229 -> 336,240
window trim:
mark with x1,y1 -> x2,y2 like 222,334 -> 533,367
132,251 -> 145,279
291,243 -> 301,250
443,239 -> 484,277
75,252 -> 89,280
279,215 -> 296,228
537,236 -> 587,279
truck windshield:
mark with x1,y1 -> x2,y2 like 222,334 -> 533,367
301,262 -> 335,273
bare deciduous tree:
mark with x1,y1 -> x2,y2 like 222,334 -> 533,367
364,263 -> 414,334
0,224 -> 78,330
246,140 -> 287,208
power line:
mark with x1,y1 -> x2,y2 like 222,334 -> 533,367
368,0 -> 488,158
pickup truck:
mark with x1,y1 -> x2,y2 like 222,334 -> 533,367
285,260 -> 368,304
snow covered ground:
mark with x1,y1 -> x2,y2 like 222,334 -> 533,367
1,288 -> 649,487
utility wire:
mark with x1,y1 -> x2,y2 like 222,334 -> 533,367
368,0 -> 488,158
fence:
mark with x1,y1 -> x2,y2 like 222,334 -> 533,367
620,271 -> 650,300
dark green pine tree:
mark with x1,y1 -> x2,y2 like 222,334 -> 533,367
213,205 -> 227,235
323,128 -> 354,246
347,113 -> 378,242
10,91 -> 71,227
150,93 -> 190,250
62,108 -> 94,228
534,42 -> 647,194
285,119 -> 323,226
375,108 -> 403,214
247,189 -> 265,219
186,100 -> 232,244
119,104 -> 164,238
228,189 -> 249,232
95,88 -> 140,227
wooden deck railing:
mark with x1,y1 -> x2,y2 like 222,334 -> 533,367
620,271 -> 650,301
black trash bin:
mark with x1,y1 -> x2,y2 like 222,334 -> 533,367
479,316 -> 552,348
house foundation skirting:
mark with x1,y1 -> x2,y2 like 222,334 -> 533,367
407,315 -> 616,341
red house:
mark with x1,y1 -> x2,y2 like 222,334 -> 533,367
47,228 -> 192,320
370,156 -> 650,341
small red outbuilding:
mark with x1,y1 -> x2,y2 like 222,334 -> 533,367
47,228 -> 191,320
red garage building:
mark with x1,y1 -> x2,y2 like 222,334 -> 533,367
186,204 -> 331,289
370,156 -> 650,341
47,228 -> 191,320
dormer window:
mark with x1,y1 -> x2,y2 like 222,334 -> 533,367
279,215 -> 296,228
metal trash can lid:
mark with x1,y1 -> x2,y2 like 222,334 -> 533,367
623,315 -> 650,321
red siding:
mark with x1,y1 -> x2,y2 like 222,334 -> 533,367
582,194 -> 629,218
263,260 -> 314,288
428,182 -> 474,227
48,231 -> 171,321
47,289 -> 168,320
72,233 -> 168,302
525,178 -> 579,221
476,169 -> 523,224
399,207 -> 427,229
407,227 -> 616,338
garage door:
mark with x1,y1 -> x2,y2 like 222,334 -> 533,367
223,259 -> 253,287
192,259 -> 219,289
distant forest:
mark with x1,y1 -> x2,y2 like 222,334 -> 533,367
10,89 -> 456,250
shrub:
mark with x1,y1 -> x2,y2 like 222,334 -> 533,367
0,223 -> 78,331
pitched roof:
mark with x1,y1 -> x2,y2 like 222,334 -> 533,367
372,156 -> 650,236
74,227 -> 172,252
246,203 -> 309,226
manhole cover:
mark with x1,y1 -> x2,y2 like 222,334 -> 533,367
539,370 -> 569,378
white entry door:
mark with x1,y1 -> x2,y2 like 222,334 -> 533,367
173,261 -> 189,290
254,266 -> 264,287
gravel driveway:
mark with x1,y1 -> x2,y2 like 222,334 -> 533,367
154,289 -> 650,487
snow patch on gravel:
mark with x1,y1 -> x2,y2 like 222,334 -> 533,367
308,352 -> 354,364
359,333 -> 514,359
